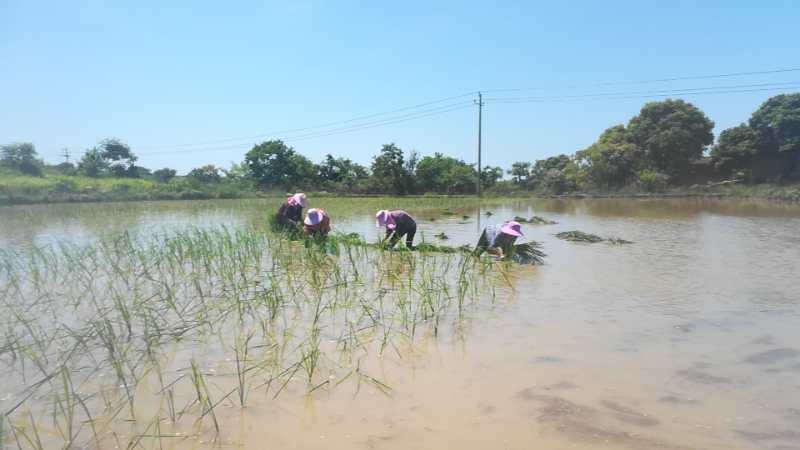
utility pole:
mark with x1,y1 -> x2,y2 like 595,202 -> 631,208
475,91 -> 484,197
61,148 -> 71,164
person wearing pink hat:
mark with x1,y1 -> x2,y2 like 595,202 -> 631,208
475,220 -> 524,257
303,208 -> 331,237
375,209 -> 417,249
276,192 -> 307,227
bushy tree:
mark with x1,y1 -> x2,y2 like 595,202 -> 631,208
55,162 -> 76,175
712,94 -> 800,179
576,125 -> 642,188
508,162 -> 531,185
78,148 -> 109,177
627,99 -> 714,176
711,123 -> 759,173
480,166 -> 503,188
245,140 -> 316,190
370,143 -> 413,194
99,139 -> 138,177
530,154 -> 578,193
317,154 -> 369,189
1,142 -> 43,176
415,153 -> 477,194
749,93 -> 800,155
153,168 -> 177,183
187,165 -> 222,183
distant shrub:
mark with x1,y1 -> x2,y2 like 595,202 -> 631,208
637,170 -> 670,192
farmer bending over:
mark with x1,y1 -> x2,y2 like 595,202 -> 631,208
277,193 -> 307,227
376,209 -> 417,249
303,208 -> 331,237
475,221 -> 523,257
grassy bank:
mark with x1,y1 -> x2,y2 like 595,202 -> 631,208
2,172 -> 800,205
0,173 -> 260,205
524,183 -> 800,202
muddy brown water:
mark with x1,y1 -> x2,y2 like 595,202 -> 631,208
1,197 -> 799,449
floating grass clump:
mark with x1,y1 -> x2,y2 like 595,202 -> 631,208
556,230 -> 632,244
435,232 -> 449,240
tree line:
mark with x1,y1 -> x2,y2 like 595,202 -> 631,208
3,93 -> 799,195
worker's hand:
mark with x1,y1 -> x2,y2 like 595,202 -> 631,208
487,247 -> 503,257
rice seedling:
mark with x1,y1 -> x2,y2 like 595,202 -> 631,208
434,232 -> 449,240
0,219 -> 523,448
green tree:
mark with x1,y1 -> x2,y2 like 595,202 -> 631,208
78,148 -> 109,177
414,153 -> 477,194
317,154 -> 369,189
749,93 -> 800,155
711,123 -> 759,173
153,168 -> 177,183
530,155 -> 577,193
627,99 -> 714,176
0,142 -> 43,176
245,140 -> 316,190
99,139 -> 139,177
370,143 -> 412,194
576,125 -> 642,188
480,166 -> 503,188
187,165 -> 222,183
508,162 -> 531,185
55,162 -> 76,175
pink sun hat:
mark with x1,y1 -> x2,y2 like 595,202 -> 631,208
288,192 -> 307,208
500,221 -> 524,237
375,210 -> 397,229
304,208 -> 324,226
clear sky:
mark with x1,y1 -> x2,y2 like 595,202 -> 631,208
2,0 -> 799,173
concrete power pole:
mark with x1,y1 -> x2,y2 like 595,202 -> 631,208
475,91 -> 484,197
61,148 -> 71,164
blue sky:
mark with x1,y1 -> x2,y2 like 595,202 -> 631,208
1,0 -> 798,174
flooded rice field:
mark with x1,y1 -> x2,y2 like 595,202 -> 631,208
1,197 -> 799,449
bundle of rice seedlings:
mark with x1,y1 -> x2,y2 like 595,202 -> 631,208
555,230 -> 633,244
556,230 -> 604,243
530,216 -> 558,225
434,232 -> 449,240
509,241 -> 546,265
513,215 -> 557,225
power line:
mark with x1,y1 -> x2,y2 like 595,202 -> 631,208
484,81 -> 800,102
134,102 -> 474,156
46,68 -> 800,159
136,91 -> 477,151
133,67 -> 800,151
481,68 -> 800,93
485,84 -> 800,104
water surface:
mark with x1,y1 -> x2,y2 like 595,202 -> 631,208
1,197 -> 799,449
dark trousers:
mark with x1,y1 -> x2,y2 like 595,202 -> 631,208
387,222 -> 416,248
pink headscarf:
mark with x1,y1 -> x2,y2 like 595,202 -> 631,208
287,192 -> 307,208
375,210 -> 397,230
